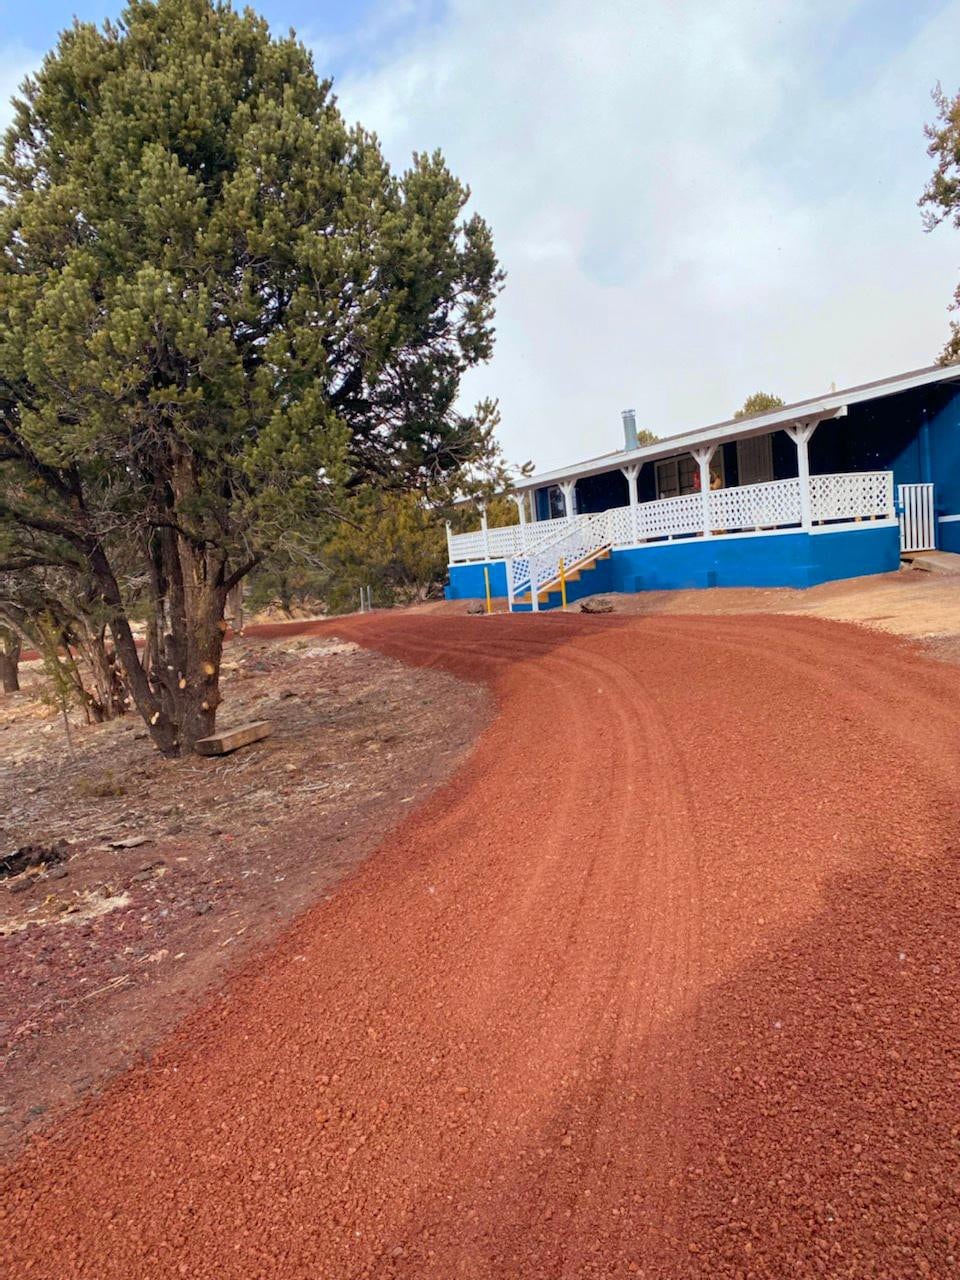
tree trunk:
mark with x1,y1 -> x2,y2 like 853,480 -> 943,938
87,541 -> 180,756
92,530 -> 232,757
0,626 -> 20,693
179,589 -> 226,753
226,582 -> 244,634
76,627 -> 126,721
83,444 -> 255,757
152,529 -> 227,756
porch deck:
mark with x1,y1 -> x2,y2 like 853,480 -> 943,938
448,471 -> 895,566
446,471 -> 901,608
445,362 -> 960,606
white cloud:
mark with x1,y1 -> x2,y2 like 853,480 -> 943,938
4,4 -> 959,477
335,0 -> 960,471
0,45 -> 36,136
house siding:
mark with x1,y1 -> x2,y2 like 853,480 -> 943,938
445,524 -> 901,599
529,382 -> 960,543
454,379 -> 960,603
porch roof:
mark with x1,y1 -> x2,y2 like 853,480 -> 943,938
516,362 -> 960,492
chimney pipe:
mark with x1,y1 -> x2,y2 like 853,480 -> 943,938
621,408 -> 638,452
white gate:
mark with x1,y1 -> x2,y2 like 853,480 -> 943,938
898,483 -> 936,552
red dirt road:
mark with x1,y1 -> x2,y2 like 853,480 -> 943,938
3,613 -> 960,1278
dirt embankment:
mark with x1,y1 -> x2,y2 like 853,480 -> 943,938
432,563 -> 960,652
0,632 -> 487,1155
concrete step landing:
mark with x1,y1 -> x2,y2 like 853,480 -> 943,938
901,551 -> 960,575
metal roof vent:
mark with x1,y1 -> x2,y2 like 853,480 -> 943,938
621,408 -> 638,451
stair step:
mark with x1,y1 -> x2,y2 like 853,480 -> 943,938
512,543 -> 612,609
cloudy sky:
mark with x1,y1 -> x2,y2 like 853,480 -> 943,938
2,1 -> 960,473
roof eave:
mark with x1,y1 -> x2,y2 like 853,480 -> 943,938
515,362 -> 960,491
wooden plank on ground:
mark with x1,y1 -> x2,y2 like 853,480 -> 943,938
194,720 -> 272,756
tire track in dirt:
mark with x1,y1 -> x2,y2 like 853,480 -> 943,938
334,622 -> 705,1275
3,612 -> 959,1278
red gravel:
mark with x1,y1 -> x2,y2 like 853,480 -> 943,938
2,612 -> 959,1278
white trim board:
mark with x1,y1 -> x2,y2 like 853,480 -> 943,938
809,519 -> 898,535
939,514 -> 960,523
453,521 -> 899,565
449,556 -> 509,567
609,519 -> 898,554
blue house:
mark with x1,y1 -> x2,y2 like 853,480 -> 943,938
445,363 -> 960,610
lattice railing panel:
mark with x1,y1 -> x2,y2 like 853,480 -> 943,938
459,473 -> 897,596
525,514 -> 588,546
484,526 -> 525,560
448,530 -> 488,562
605,504 -> 634,545
510,555 -> 531,597
449,513 -> 584,563
634,493 -> 703,540
810,471 -> 894,523
528,511 -> 612,597
708,478 -> 802,532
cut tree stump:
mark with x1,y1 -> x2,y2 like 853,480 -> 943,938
194,720 -> 273,756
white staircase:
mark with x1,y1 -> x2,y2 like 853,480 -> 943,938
508,511 -> 613,611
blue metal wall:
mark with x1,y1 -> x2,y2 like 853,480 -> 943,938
445,525 -> 900,600
606,526 -> 900,592
444,560 -> 508,600
928,386 -> 960,529
809,382 -> 960,543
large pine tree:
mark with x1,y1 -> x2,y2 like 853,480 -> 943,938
0,0 -> 503,754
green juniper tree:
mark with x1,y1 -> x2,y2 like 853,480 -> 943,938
319,490 -> 520,611
734,392 -> 784,420
921,83 -> 960,363
0,0 -> 503,755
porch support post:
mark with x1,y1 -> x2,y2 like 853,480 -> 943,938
560,479 -> 576,522
621,463 -> 641,544
510,492 -> 528,552
786,421 -> 818,530
479,504 -> 491,560
445,520 -> 454,564
692,446 -> 717,539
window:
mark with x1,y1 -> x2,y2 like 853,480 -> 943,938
547,485 -> 567,519
736,435 -> 774,485
656,452 -> 724,498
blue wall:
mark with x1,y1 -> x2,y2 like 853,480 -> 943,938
445,560 -> 508,600
809,382 -> 960,540
607,525 -> 900,592
927,385 -> 960,521
446,526 -> 900,600
941,521 -> 960,553
445,555 -> 614,603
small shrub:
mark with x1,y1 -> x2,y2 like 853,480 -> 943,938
74,771 -> 127,800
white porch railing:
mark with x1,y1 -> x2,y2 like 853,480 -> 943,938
898,482 -> 936,552
509,510 -> 613,608
456,472 -> 896,597
708,477 -> 802,530
809,471 -> 894,523
448,513 -> 582,564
